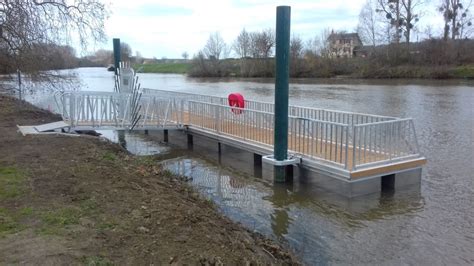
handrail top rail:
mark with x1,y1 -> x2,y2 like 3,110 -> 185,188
61,89 -> 405,125
60,90 -> 176,100
354,118 -> 413,127
143,88 -> 399,120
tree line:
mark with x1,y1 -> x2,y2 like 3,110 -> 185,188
190,0 -> 474,78
0,0 -> 107,79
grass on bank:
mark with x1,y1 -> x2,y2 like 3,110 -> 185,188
451,65 -> 474,79
133,63 -> 191,74
0,167 -> 29,236
0,167 -> 26,200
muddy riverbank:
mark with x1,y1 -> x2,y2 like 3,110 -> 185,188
0,95 -> 298,264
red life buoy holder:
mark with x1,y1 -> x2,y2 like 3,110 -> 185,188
228,93 -> 245,114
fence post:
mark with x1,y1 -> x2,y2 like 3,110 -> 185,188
215,105 -> 220,133
274,6 -> 291,183
352,126 -> 357,171
17,69 -> 22,102
113,38 -> 121,75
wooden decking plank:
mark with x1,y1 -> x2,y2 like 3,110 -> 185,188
350,158 -> 427,179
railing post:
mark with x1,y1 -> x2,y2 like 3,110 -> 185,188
180,99 -> 184,126
410,120 -> 421,154
274,5 -> 291,183
352,126 -> 357,171
71,94 -> 76,127
344,125 -> 349,169
215,105 -> 220,133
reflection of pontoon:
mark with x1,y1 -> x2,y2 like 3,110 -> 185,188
162,157 -> 423,240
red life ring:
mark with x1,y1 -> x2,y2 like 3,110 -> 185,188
228,93 -> 245,114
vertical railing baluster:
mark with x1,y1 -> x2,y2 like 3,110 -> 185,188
334,125 -> 338,163
344,126 -> 349,169
352,126 -> 357,170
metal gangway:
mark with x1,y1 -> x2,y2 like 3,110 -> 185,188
54,86 -> 425,178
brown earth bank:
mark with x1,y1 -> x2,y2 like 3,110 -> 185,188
0,95 -> 299,265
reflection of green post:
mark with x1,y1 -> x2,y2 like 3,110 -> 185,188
118,130 -> 126,149
270,183 -> 292,238
113,38 -> 121,75
274,6 -> 291,182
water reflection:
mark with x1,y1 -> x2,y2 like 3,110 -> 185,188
135,131 -> 426,254
269,184 -> 293,239
99,130 -> 169,155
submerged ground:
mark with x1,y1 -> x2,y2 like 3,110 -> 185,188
0,95 -> 298,264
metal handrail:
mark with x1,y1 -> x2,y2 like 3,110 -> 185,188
142,88 -> 398,122
187,101 -> 421,171
56,90 -> 422,172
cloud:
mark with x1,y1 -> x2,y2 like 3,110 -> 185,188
94,0 -> 443,58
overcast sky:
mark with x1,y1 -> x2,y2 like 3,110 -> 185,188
95,0 -> 445,59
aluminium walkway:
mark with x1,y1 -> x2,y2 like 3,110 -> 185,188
54,89 -> 426,186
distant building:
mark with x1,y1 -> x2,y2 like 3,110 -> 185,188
327,31 -> 363,58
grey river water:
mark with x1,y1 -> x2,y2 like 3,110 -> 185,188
5,67 -> 474,265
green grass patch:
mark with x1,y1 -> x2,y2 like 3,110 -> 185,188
134,63 -> 191,74
80,198 -> 98,212
0,206 -> 34,237
41,207 -> 82,227
0,166 -> 26,199
102,151 -> 117,161
0,207 -> 21,236
19,207 -> 34,216
451,65 -> 474,79
97,221 -> 118,231
81,255 -> 113,266
38,197 -> 101,235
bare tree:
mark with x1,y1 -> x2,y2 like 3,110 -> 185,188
317,28 -> 333,57
290,34 -> 304,59
249,28 -> 275,58
233,28 -> 251,58
358,0 -> 379,47
120,42 -> 132,62
440,0 -> 473,39
377,0 -> 422,44
290,34 -> 304,76
191,32 -> 231,77
181,51 -> 189,60
459,4 -> 473,38
93,49 -> 113,65
232,28 -> 252,76
401,0 -> 423,44
0,0 -> 108,75
203,32 -> 227,60
377,0 -> 402,43
135,51 -> 143,64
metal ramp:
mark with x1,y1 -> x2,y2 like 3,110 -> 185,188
56,91 -> 184,131
54,64 -> 184,131
17,121 -> 71,136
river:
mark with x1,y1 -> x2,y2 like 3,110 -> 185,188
7,67 -> 474,265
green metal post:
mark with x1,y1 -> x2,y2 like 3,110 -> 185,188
274,6 -> 291,182
113,38 -> 121,74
